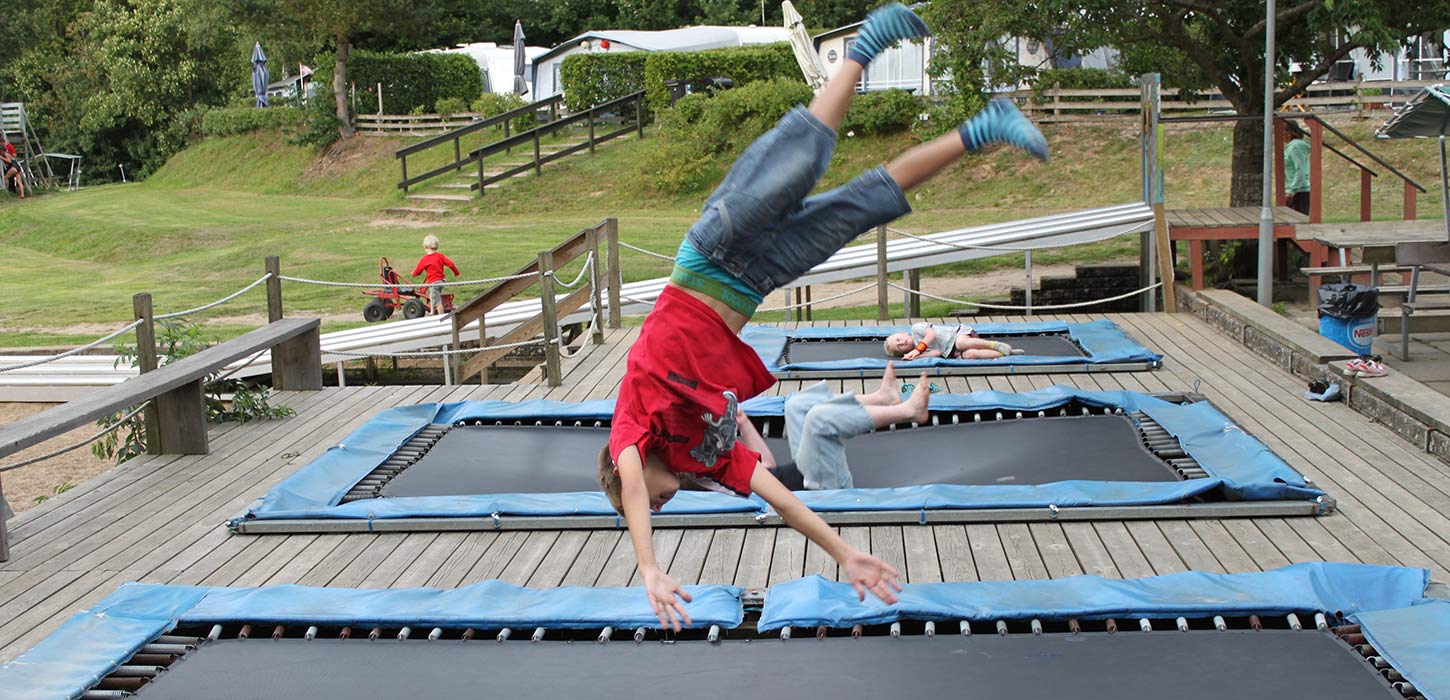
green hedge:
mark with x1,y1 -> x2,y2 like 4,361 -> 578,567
648,78 -> 814,193
348,51 -> 484,114
841,89 -> 924,136
201,106 -> 306,137
559,53 -> 647,112
471,93 -> 535,133
643,44 -> 801,111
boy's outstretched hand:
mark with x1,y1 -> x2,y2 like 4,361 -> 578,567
842,549 -> 903,604
642,566 -> 694,631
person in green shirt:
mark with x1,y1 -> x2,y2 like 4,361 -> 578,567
1283,122 -> 1311,214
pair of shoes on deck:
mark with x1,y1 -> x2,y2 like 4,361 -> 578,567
1346,356 -> 1388,378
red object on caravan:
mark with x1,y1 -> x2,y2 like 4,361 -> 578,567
600,39 -> 611,50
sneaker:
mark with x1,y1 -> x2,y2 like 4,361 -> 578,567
958,99 -> 1050,161
845,3 -> 930,66
1358,359 -> 1388,378
1344,358 -> 1368,376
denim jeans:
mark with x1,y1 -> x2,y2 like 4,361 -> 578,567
684,106 -> 912,298
784,381 -> 874,490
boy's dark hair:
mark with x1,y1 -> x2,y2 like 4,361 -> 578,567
598,445 -> 624,516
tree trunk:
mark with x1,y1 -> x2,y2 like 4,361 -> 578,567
334,32 -> 355,139
1228,117 -> 1265,207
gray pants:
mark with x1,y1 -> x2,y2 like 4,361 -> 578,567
785,381 -> 874,490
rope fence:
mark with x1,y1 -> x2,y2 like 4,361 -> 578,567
0,401 -> 150,474
155,273 -> 273,321
325,337 -> 548,359
618,241 -> 677,261
759,282 -> 878,313
886,280 -> 1162,311
277,271 -> 540,289
0,319 -> 144,373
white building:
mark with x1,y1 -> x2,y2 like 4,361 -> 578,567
531,26 -> 791,99
432,42 -> 550,96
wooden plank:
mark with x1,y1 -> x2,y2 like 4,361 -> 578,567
964,525 -> 1012,581
1221,520 -> 1291,571
430,532 -> 510,588
668,530 -> 714,585
1092,522 -> 1154,579
868,527 -> 908,583
0,318 -> 320,459
1122,521 -> 1188,575
933,525 -> 977,582
1189,520 -> 1260,573
629,529 -> 684,587
997,524 -> 1048,580
696,529 -> 745,586
767,530 -> 806,585
359,533 -> 435,588
901,526 -> 942,583
560,531 -> 621,587
1156,520 -> 1225,573
1027,523 -> 1082,578
733,529 -> 775,588
527,530 -> 589,587
1059,523 -> 1119,578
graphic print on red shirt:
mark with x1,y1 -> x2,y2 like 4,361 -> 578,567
412,252 -> 459,284
609,286 -> 776,496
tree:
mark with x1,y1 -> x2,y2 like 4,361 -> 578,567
925,1 -> 1450,205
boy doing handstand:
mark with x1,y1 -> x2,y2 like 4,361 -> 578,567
599,3 -> 1047,630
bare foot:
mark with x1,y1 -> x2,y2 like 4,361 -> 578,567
903,372 -> 931,423
864,363 -> 902,405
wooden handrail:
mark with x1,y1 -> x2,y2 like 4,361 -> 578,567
467,91 -> 644,161
395,94 -> 564,191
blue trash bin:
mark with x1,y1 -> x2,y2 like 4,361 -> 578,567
1317,283 -> 1379,355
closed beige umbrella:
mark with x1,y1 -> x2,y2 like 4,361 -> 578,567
783,1 -> 829,92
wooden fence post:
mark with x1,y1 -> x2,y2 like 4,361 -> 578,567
587,226 -> 605,345
533,131 -> 542,177
635,95 -> 644,139
0,479 -> 8,561
133,293 -> 161,454
876,225 -> 889,321
265,256 -> 288,386
906,269 -> 922,318
606,218 -> 622,329
588,111 -> 596,155
538,250 -> 562,387
804,286 -> 812,321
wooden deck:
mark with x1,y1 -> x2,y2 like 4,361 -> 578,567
4,311 -> 1450,663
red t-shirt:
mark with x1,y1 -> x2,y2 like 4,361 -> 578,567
412,252 -> 459,284
609,285 -> 776,496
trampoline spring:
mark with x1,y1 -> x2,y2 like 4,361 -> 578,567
238,625 -> 253,640
852,624 -> 864,639
1333,624 -> 1361,635
207,625 -> 222,642
1314,613 -> 1329,630
1213,616 -> 1227,631
951,414 -> 960,424
1286,614 -> 1303,631
368,627 -> 382,641
1368,656 -> 1390,669
339,627 -> 352,640
534,420 -> 543,426
924,621 -> 935,638
1383,670 -> 1406,683
1038,411 -> 1046,418
594,421 -> 602,428
1014,411 -> 1023,419
995,412 -> 1003,421
1059,409 -> 1067,417
598,627 -> 614,644
1177,468 -> 1208,479
1342,633 -> 1368,645
973,414 -> 982,422
1139,619 -> 1152,634
634,627 -> 647,644
128,654 -> 178,666
1249,615 -> 1262,631
708,626 -> 721,643
781,627 -> 793,641
139,646 -> 191,657
889,622 -> 901,638
397,627 -> 412,641
156,635 -> 202,645
97,677 -> 147,691
497,628 -> 512,642
305,626 -> 319,640
1068,619 -> 1081,635
574,421 -> 582,427
995,621 -> 1009,637
461,628 -> 476,642
1114,408 -> 1124,415
81,691 -> 131,700
272,625 -> 286,640
1176,617 -> 1190,632
931,415 -> 940,426
1358,644 -> 1381,657
1394,682 -> 1419,695
1159,450 -> 1190,460
110,665 -> 166,677
531,627 -> 546,643
816,625 -> 829,640
1030,619 -> 1042,636
1105,619 -> 1118,634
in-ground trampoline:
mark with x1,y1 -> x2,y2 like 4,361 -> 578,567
743,320 -> 1163,378
230,386 -> 1331,534
2,563 -> 1444,700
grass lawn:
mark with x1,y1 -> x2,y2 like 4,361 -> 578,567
0,116 -> 1441,347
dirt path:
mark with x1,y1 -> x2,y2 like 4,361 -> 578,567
0,403 -> 114,515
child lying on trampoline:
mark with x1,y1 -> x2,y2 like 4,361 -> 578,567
599,2 -> 1047,631
884,322 -> 1024,360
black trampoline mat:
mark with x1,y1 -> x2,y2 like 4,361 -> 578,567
378,415 -> 1173,499
135,633 -> 1398,700
784,334 -> 1087,364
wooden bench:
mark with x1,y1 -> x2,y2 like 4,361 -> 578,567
0,317 -> 321,561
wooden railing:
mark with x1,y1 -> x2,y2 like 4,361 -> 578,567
451,218 -> 622,386
394,94 -> 565,192
1017,79 -> 1439,121
469,91 -> 646,196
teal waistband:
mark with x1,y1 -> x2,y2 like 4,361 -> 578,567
672,240 -> 762,316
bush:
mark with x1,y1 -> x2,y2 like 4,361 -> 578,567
1029,68 -> 1134,106
643,44 -> 801,111
648,78 -> 814,193
559,52 -> 648,112
910,99 -> 966,140
201,106 -> 306,137
346,50 -> 483,114
841,89 -> 924,136
471,92 -> 535,133
434,96 -> 469,116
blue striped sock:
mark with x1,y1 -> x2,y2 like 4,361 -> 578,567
846,3 -> 929,66
957,99 -> 1049,160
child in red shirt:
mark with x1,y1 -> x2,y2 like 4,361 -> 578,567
601,3 -> 1048,630
411,235 -> 459,314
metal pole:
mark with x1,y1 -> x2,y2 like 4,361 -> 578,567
1024,251 -> 1033,317
1256,0 -> 1276,306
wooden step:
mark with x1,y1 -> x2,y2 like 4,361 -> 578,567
405,194 -> 471,202
437,184 -> 473,190
380,206 -> 453,216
